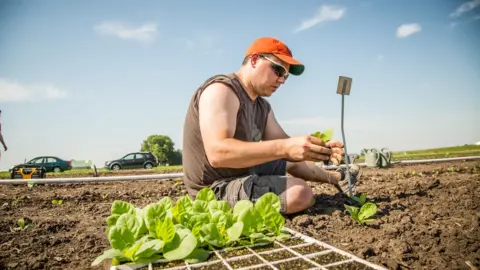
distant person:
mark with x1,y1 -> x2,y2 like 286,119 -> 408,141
182,37 -> 361,215
0,110 -> 7,161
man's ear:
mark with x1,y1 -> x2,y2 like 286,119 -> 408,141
250,53 -> 260,67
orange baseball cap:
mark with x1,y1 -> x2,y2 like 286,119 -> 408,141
244,37 -> 305,76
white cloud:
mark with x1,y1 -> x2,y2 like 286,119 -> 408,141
396,23 -> 422,38
294,5 -> 346,33
0,78 -> 68,102
176,32 -> 223,56
449,0 -> 480,18
449,21 -> 459,29
377,54 -> 385,61
93,21 -> 158,44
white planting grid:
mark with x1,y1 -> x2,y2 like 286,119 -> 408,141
111,228 -> 387,270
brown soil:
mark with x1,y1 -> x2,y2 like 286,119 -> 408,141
227,255 -> 263,269
291,243 -> 326,254
259,249 -> 296,262
0,160 -> 478,270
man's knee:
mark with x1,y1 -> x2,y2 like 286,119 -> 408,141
284,177 -> 314,214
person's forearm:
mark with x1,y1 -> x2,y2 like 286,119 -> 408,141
286,161 -> 340,184
208,138 -> 287,168
0,134 -> 5,148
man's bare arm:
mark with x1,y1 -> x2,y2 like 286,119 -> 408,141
263,110 -> 339,184
199,83 -> 287,168
0,124 -> 6,151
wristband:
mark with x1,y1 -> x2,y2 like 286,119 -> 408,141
339,170 -> 345,181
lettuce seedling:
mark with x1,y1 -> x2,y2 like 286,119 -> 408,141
311,128 -> 334,165
92,187 -> 290,268
350,193 -> 366,206
311,128 -> 334,143
344,202 -> 377,226
233,192 -> 289,245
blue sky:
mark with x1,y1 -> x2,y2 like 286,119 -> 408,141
1,0 -> 479,170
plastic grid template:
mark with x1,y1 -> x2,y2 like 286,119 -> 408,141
111,228 -> 387,270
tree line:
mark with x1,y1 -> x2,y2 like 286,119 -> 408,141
140,135 -> 182,165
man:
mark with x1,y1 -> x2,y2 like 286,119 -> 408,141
0,110 -> 7,161
182,37 -> 360,215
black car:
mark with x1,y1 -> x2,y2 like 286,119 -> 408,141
9,156 -> 72,173
104,152 -> 158,170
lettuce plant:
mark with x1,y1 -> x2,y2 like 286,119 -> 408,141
311,128 -> 334,143
92,188 -> 289,267
350,193 -> 366,206
312,128 -> 334,165
344,202 -> 377,226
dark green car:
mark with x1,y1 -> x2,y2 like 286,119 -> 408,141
23,156 -> 72,173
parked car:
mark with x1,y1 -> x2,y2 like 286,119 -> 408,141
20,156 -> 72,173
104,152 -> 158,170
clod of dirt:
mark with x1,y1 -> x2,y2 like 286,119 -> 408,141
389,239 -> 412,255
292,215 -> 312,227
361,246 -> 376,258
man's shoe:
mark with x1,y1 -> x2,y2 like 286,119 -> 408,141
337,164 -> 362,194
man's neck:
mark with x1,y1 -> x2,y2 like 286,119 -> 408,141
234,69 -> 257,101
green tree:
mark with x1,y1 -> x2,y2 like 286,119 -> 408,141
140,135 -> 175,164
168,149 -> 183,165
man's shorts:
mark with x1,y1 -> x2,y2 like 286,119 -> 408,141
209,159 -> 288,214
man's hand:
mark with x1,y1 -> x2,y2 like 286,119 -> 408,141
326,140 -> 345,165
283,136 -> 332,162
3,145 -> 6,151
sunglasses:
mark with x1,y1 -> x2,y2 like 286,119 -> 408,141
260,55 -> 289,80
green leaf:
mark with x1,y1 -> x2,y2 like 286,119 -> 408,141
156,216 -> 175,243
163,231 -> 198,261
157,197 -> 173,210
254,192 -> 281,217
311,128 -> 334,142
275,232 -> 292,241
145,201 -> 170,224
210,211 -> 232,232
196,188 -> 217,202
344,204 -> 359,223
321,128 -> 334,142
264,212 -> 285,235
358,202 -> 377,221
171,196 -> 193,224
208,200 -> 232,214
200,223 -> 225,247
226,222 -> 244,243
111,200 -> 136,216
116,213 -> 146,239
184,248 -> 211,264
359,193 -> 366,205
192,200 -> 209,213
237,206 -> 262,235
188,213 -> 210,231
108,226 -> 135,251
91,249 -> 126,266
351,193 -> 367,206
133,239 -> 164,260
233,200 -> 254,217
123,241 -> 143,260
106,215 -> 120,227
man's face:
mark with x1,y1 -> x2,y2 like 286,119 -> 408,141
250,54 -> 290,97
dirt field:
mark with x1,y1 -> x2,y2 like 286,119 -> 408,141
0,160 -> 478,270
